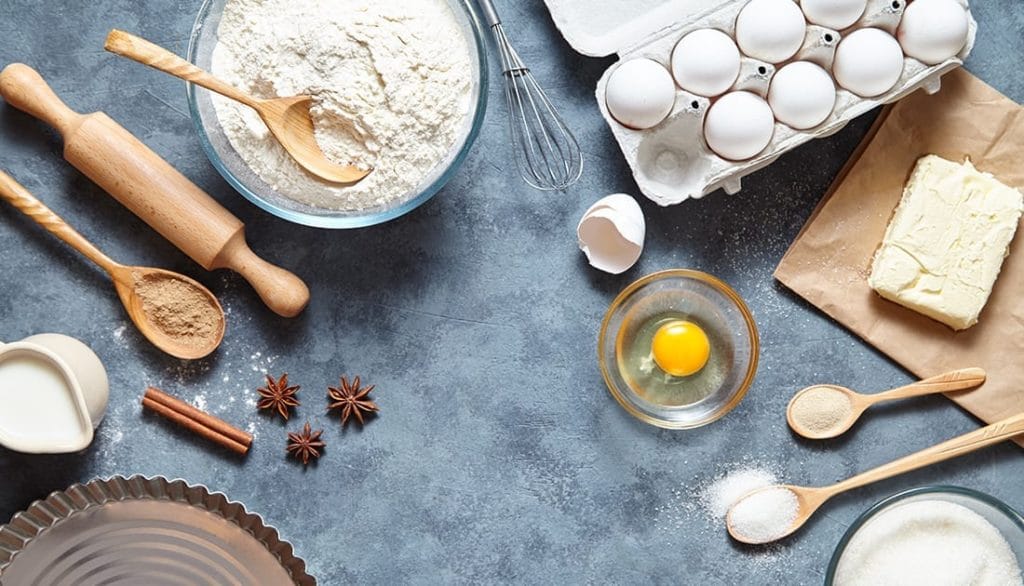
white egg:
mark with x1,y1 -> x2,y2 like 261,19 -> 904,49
800,0 -> 867,29
577,194 -> 646,275
605,59 -> 676,130
768,62 -> 836,129
703,91 -> 775,161
671,29 -> 741,97
735,0 -> 807,63
897,0 -> 969,65
833,28 -> 904,97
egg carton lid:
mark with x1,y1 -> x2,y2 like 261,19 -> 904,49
543,0 -> 722,57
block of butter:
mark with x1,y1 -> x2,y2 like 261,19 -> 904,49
868,155 -> 1024,330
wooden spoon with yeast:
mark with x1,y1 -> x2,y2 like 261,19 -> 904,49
787,368 -> 987,439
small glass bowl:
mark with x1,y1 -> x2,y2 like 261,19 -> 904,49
185,0 -> 489,229
598,269 -> 759,429
825,486 -> 1024,585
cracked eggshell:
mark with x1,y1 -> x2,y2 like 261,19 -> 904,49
577,194 -> 646,275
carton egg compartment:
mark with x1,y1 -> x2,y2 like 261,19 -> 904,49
596,0 -> 975,206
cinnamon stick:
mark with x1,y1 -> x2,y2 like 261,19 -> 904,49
142,387 -> 253,455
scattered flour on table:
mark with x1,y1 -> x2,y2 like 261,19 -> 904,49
112,323 -> 127,343
89,406 -> 128,471
835,500 -> 1023,586
211,0 -> 474,211
191,394 -> 208,411
153,345 -> 278,418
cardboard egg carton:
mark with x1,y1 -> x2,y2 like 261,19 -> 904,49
543,0 -> 977,206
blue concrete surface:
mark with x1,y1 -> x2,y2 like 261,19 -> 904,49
1,1 -> 1022,583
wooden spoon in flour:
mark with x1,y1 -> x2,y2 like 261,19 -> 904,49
104,29 -> 371,185
0,170 -> 225,360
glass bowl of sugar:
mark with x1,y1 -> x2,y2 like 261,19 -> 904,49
186,0 -> 489,228
826,486 -> 1024,585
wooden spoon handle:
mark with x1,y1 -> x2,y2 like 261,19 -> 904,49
869,367 -> 987,404
104,30 -> 261,110
0,169 -> 118,273
0,63 -> 85,136
832,411 -> 1024,495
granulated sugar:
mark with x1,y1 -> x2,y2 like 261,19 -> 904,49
702,468 -> 779,519
729,487 -> 799,543
653,464 -> 800,577
835,500 -> 1023,586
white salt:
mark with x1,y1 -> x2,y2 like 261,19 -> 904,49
703,468 -> 778,519
729,487 -> 799,543
835,500 -> 1023,586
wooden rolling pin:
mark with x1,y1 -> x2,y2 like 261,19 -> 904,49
0,63 -> 309,318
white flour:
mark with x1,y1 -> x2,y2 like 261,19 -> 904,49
211,0 -> 473,211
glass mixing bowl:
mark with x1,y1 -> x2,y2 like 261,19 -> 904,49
598,269 -> 759,429
825,486 -> 1024,585
186,0 -> 489,229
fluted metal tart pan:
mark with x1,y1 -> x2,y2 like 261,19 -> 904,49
0,475 -> 315,585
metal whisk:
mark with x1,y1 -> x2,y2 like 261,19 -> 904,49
478,0 -> 583,191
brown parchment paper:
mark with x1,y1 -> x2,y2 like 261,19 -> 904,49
774,68 -> 1024,447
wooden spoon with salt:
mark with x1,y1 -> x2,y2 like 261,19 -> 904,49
0,170 -> 224,360
786,368 -> 987,440
104,30 -> 371,185
727,410 -> 1024,545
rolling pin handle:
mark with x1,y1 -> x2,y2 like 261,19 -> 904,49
0,63 -> 85,137
214,232 -> 310,318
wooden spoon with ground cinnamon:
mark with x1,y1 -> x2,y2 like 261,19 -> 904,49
0,170 -> 224,359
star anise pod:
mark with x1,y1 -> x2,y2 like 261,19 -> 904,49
286,422 -> 325,465
257,373 -> 300,420
327,376 -> 379,426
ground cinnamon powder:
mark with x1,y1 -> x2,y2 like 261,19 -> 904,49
133,273 -> 221,348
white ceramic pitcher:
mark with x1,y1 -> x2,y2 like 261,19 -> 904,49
0,334 -> 108,453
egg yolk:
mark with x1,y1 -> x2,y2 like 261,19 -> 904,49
651,320 -> 710,377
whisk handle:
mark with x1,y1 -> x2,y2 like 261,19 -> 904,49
476,0 -> 502,27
